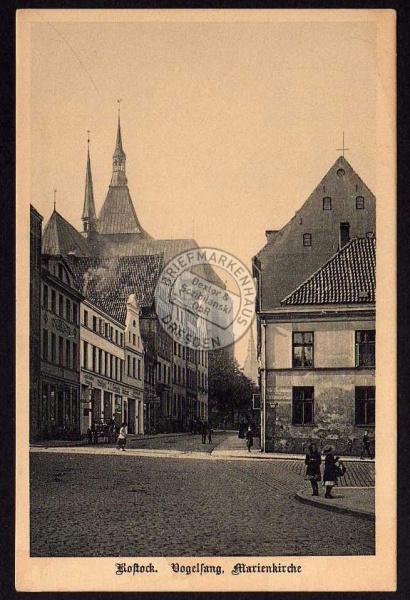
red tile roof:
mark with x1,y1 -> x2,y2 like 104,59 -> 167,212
281,237 -> 375,306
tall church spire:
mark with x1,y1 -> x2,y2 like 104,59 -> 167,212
82,133 -> 97,237
111,101 -> 127,186
243,326 -> 258,384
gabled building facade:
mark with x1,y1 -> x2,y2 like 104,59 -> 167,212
253,156 -> 376,452
40,255 -> 83,439
259,238 -> 375,454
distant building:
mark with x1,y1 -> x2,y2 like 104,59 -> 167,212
253,156 -> 376,452
243,326 -> 258,385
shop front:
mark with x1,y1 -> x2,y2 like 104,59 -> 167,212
40,377 -> 80,439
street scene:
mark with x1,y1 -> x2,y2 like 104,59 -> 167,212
22,14 -> 392,580
30,431 -> 375,557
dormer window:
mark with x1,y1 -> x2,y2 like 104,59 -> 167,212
323,197 -> 332,210
303,233 -> 312,247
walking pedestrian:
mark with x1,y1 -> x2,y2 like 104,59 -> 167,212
304,443 -> 321,496
360,431 -> 372,459
245,426 -> 254,452
116,422 -> 127,451
322,445 -> 338,498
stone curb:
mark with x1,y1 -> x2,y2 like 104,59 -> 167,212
294,489 -> 375,522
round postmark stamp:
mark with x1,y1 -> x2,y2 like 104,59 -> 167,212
154,247 -> 256,351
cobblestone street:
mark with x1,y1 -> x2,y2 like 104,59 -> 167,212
30,434 -> 375,557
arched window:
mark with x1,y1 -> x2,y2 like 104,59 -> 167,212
303,233 -> 312,247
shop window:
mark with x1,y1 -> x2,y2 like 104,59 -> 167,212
355,330 -> 375,367
355,386 -> 375,426
292,387 -> 314,425
323,197 -> 332,210
292,332 -> 314,368
356,196 -> 364,209
303,233 -> 312,247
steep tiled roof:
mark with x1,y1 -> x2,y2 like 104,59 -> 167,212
97,186 -> 152,236
68,254 -> 163,323
42,210 -> 94,257
281,237 -> 375,306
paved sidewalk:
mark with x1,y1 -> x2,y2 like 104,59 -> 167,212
295,486 -> 375,521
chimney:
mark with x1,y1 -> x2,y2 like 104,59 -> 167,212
265,230 -> 279,243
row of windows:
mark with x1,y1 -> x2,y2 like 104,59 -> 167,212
172,341 -> 208,366
157,362 -> 171,385
42,329 -> 78,370
144,362 -> 155,386
292,330 -> 375,368
82,341 -> 123,381
83,309 -> 123,347
292,386 -> 375,426
322,196 -> 365,211
43,284 -> 78,324
126,354 -> 142,381
128,328 -> 140,349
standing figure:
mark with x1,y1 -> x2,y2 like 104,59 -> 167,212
360,431 -> 372,459
238,419 -> 245,439
201,421 -> 207,444
208,425 -> 213,444
245,426 -> 254,452
304,443 -> 322,496
116,422 -> 128,451
322,445 -> 337,498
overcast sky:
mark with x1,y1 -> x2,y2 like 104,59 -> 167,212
25,10 -> 381,362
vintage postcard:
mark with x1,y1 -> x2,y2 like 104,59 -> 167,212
16,8 -> 396,592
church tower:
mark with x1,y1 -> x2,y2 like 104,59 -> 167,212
243,326 -> 259,384
81,135 -> 97,239
97,106 -> 152,238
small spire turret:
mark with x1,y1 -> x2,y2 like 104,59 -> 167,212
82,133 -> 97,237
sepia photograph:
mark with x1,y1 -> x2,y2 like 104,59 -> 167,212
16,8 -> 396,592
